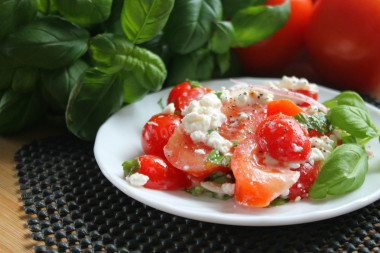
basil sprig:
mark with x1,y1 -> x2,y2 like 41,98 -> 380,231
308,91 -> 379,199
294,112 -> 333,135
309,144 -> 368,199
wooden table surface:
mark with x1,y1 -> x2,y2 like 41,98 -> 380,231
1,87 -> 380,253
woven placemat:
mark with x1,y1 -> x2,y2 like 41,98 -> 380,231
16,96 -> 380,253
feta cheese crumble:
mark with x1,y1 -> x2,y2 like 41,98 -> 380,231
127,173 -> 149,187
162,102 -> 175,114
264,76 -> 318,93
182,93 -> 232,154
308,135 -> 335,164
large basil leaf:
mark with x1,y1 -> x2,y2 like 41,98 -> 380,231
0,67 -> 15,90
90,34 -> 167,91
121,0 -> 174,44
11,67 -> 39,93
0,0 -> 38,39
1,16 -> 89,69
164,0 -> 222,54
55,0 -> 113,27
66,68 -> 124,141
118,70 -> 149,103
309,144 -> 368,199
166,49 -> 214,86
231,0 -> 290,47
37,0 -> 58,14
41,60 -> 89,112
104,0 -> 124,35
323,91 -> 369,113
221,0 -> 268,18
0,89 -> 46,134
210,21 -> 234,54
327,105 -> 378,140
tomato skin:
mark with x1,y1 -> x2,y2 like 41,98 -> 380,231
266,99 -> 305,117
138,155 -> 192,190
305,0 -> 380,91
257,114 -> 311,163
231,135 -> 301,207
288,161 -> 321,200
141,113 -> 182,158
167,81 -> 212,112
233,0 -> 314,75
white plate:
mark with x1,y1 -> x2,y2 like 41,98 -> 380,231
94,77 -> 380,226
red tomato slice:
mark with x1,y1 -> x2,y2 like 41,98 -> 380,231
141,113 -> 182,158
164,125 -> 228,179
231,136 -> 300,207
125,155 -> 192,190
266,99 -> 305,117
288,161 -> 321,200
167,81 -> 212,112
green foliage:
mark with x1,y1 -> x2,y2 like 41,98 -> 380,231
55,0 -> 113,27
0,0 -> 292,139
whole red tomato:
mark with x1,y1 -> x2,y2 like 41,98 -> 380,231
305,0 -> 380,91
233,0 -> 314,76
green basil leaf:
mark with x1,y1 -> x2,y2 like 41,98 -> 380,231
0,67 -> 15,90
165,49 -> 214,86
121,0 -> 174,44
37,0 -> 58,14
55,0 -> 113,27
309,144 -> 368,199
11,67 -> 39,93
104,0 -> 124,35
294,112 -> 333,135
215,51 -> 231,75
122,157 -> 141,176
41,60 -> 89,112
231,0 -> 290,47
164,0 -> 222,54
327,105 -> 378,140
206,150 -> 231,168
204,171 -> 233,184
221,0 -> 268,18
185,186 -> 206,196
118,70 -> 150,103
66,68 -> 124,141
90,34 -> 167,91
0,89 -> 46,134
210,21 -> 234,54
1,16 -> 89,69
266,198 -> 289,208
0,0 -> 38,39
323,91 -> 368,112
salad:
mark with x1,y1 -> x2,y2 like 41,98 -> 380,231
122,76 -> 379,208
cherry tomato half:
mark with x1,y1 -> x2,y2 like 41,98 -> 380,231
257,114 -> 311,163
167,81 -> 212,112
137,155 -> 192,190
233,0 -> 314,76
141,113 -> 182,158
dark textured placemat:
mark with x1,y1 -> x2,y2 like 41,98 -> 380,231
16,96 -> 380,253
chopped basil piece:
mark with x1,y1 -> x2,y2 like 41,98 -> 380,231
294,112 -> 333,135
122,157 -> 140,176
204,171 -> 234,184
157,97 -> 164,110
206,149 -> 231,168
265,198 -> 289,208
184,186 -> 232,200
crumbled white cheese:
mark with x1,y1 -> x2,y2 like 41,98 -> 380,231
127,173 -> 149,187
206,131 -> 233,155
308,135 -> 335,164
305,105 -> 319,115
264,76 -> 318,93
162,102 -> 175,114
292,143 -> 304,152
238,112 -> 250,120
194,149 -> 206,155
182,93 -> 232,154
200,181 -> 235,195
